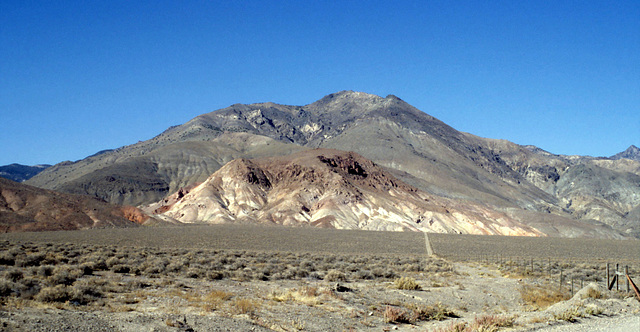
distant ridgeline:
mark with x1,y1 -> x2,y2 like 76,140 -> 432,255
0,164 -> 50,182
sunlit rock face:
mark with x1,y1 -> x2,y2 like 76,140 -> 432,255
148,149 -> 542,236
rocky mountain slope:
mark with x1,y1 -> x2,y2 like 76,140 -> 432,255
26,91 -> 639,237
145,149 -> 544,236
0,177 -> 145,232
0,163 -> 50,182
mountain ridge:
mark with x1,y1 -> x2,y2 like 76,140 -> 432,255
0,163 -> 50,182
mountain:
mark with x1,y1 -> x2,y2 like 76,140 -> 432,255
0,164 -> 50,182
26,91 -> 639,237
611,145 -> 640,161
0,177 -> 146,232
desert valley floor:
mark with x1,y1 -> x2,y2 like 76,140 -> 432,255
0,225 -> 638,331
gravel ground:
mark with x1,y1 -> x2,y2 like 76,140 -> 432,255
523,314 -> 640,332
0,309 -> 274,332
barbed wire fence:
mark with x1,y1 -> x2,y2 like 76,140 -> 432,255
425,237 -> 640,299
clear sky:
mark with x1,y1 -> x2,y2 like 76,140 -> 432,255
1,1 -> 638,166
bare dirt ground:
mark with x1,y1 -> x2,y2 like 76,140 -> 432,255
1,226 -> 639,331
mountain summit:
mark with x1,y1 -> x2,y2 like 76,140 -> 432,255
611,145 -> 640,161
26,91 -> 639,237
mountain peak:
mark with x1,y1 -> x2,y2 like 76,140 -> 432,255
610,145 -> 640,160
309,90 -> 383,106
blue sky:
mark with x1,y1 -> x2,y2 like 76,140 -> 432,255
1,1 -> 638,166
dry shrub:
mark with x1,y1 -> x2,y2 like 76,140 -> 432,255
185,268 -> 204,279
410,302 -> 457,322
432,321 -> 468,332
384,303 -> 456,324
372,268 -> 396,279
470,314 -> 515,331
206,270 -> 225,280
383,305 -> 412,324
298,286 -> 318,297
433,314 -> 514,332
355,270 -> 374,280
203,290 -> 233,311
0,252 -> 16,266
37,265 -> 54,277
17,277 -> 41,299
4,268 -> 23,282
111,264 -> 132,274
324,269 -> 347,282
585,304 -> 604,316
0,280 -> 16,297
268,290 -> 290,302
15,253 -> 45,267
105,257 -> 121,269
36,285 -> 70,303
231,298 -> 259,315
553,309 -> 582,322
69,279 -> 104,304
290,286 -> 320,306
519,284 -> 570,310
47,266 -> 80,286
583,287 -> 604,299
269,286 -> 320,305
394,277 -> 421,290
79,262 -> 94,276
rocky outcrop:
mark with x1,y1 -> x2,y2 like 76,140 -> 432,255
146,149 -> 547,236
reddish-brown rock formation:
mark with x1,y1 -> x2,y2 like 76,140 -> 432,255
0,177 -> 141,232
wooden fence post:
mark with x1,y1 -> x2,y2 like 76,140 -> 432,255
616,264 -> 619,291
530,258 -> 534,273
625,265 -> 630,293
571,278 -> 574,297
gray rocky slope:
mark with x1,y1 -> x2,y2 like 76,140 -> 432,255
26,91 -> 640,237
